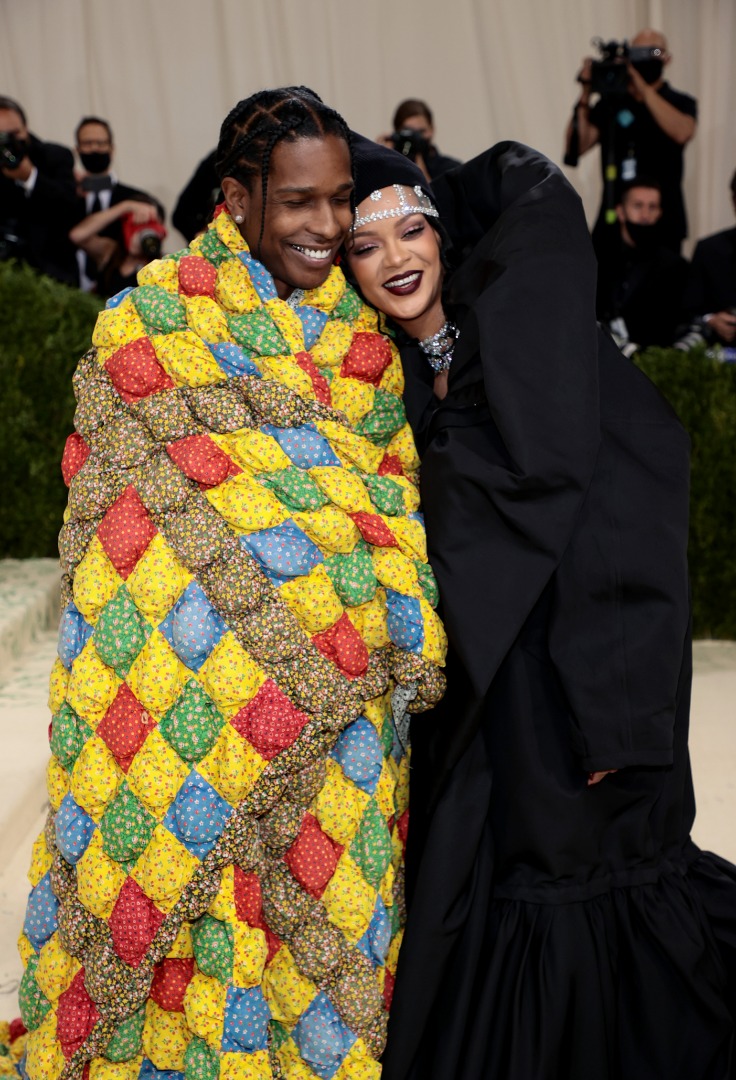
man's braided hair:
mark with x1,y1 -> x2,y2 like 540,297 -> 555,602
216,86 -> 353,257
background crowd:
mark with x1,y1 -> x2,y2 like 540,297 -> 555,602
1,8 -> 735,354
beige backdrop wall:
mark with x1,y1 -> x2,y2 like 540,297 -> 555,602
1,0 -> 734,252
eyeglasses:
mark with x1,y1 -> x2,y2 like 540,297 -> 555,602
78,139 -> 111,150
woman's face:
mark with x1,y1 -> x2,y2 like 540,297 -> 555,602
224,134 -> 353,299
345,188 -> 443,332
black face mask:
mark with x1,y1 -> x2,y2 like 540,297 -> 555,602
80,151 -> 111,174
624,219 -> 662,252
631,58 -> 664,84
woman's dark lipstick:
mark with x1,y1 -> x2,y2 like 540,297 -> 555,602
382,270 -> 422,296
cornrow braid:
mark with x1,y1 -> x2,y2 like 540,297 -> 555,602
216,86 -> 354,261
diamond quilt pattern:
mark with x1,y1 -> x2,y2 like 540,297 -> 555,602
20,209 -> 446,1079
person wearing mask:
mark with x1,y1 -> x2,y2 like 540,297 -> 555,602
564,29 -> 697,254
73,116 -> 165,294
0,95 -> 82,285
596,178 -> 688,352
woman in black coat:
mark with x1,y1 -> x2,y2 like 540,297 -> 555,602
345,136 -> 736,1080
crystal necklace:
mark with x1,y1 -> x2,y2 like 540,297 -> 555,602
418,320 -> 460,373
285,288 -> 305,309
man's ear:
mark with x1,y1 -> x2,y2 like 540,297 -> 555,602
615,204 -> 626,224
221,176 -> 251,223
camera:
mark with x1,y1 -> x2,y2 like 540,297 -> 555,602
0,130 -> 27,170
589,38 -> 665,97
390,128 -> 430,162
590,40 -> 631,96
122,214 -> 166,260
80,174 -> 114,195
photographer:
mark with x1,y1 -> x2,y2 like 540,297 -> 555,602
378,98 -> 461,182
0,95 -> 82,285
564,29 -> 697,254
69,196 -> 166,299
74,116 -> 165,292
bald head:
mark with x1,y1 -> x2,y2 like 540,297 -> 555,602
632,28 -> 669,54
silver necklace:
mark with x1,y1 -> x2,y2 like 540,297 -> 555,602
418,320 -> 460,373
285,288 -> 305,309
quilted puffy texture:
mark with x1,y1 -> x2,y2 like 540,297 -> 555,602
20,208 -> 446,1079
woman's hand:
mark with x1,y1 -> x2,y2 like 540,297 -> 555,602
587,769 -> 618,786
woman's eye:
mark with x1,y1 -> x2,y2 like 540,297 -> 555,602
352,244 -> 377,257
403,224 -> 425,239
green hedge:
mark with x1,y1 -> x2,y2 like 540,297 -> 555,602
635,347 -> 736,639
0,262 -> 102,558
0,261 -> 734,636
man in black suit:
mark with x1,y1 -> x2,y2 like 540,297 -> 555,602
0,95 -> 82,286
683,169 -> 736,345
73,116 -> 165,292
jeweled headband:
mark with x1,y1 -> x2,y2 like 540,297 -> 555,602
353,183 -> 439,229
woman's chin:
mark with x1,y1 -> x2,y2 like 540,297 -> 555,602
381,294 -> 432,328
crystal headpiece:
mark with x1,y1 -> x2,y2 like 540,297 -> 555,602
353,184 -> 439,229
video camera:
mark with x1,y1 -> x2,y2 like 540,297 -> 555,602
390,128 -> 430,163
589,38 -> 665,97
0,131 -> 27,171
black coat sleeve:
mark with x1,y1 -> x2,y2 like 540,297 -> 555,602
548,332 -> 692,771
417,143 -> 601,703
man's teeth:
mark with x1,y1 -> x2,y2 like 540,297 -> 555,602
292,245 -> 331,260
385,273 -> 419,288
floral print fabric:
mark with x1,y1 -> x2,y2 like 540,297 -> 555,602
18,210 -> 446,1080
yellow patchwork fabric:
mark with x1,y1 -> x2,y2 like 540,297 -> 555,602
280,564 -> 343,634
72,537 -> 123,622
35,937 -> 80,1002
199,723 -> 267,806
125,533 -> 191,623
71,736 -> 122,819
205,472 -> 289,533
261,947 -> 317,1028
292,506 -> 360,555
183,973 -> 226,1049
66,640 -> 120,728
151,330 -> 226,388
142,999 -> 190,1071
126,631 -> 186,718
212,429 -> 292,473
199,633 -> 265,715
131,826 -> 199,912
76,831 -> 126,917
126,729 -> 188,819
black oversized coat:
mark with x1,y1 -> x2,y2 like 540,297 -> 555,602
383,143 -> 736,1080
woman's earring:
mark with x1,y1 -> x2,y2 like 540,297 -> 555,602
234,214 -> 244,224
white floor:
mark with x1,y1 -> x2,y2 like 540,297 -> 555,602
0,561 -> 734,1021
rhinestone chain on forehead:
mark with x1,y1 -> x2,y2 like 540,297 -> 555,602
354,183 -> 439,229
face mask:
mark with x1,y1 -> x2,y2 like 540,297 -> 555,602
80,151 -> 111,174
632,58 -> 664,84
624,220 -> 662,251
